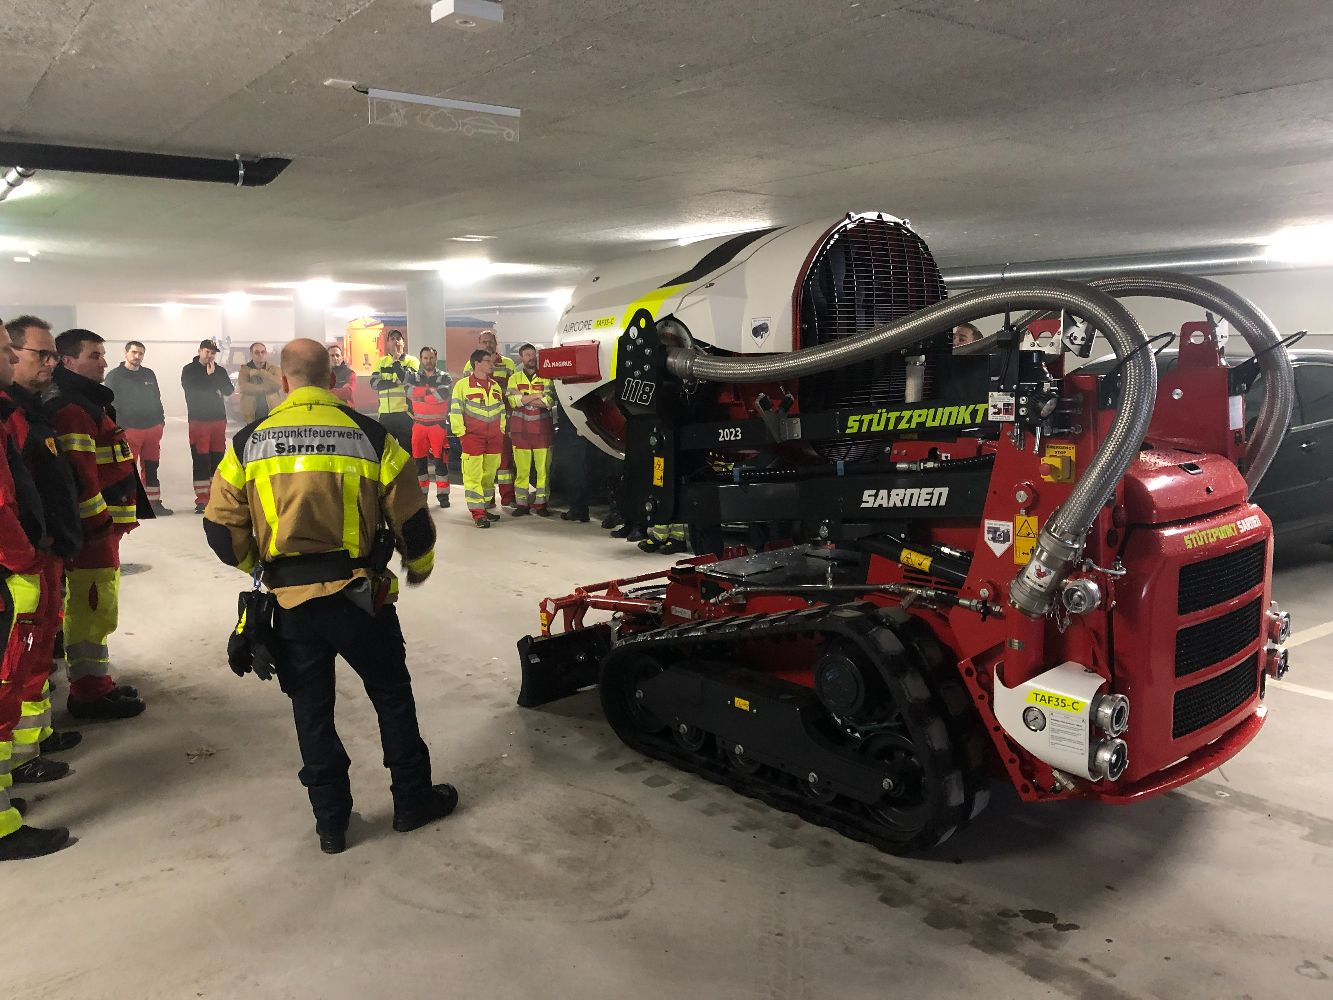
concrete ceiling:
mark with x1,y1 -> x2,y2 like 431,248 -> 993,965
1,0 -> 1331,313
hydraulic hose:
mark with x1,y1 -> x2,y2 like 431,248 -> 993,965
665,279 -> 1156,616
1090,274 -> 1291,493
1012,272 -> 1293,493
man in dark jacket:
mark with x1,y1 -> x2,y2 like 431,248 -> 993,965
0,319 -> 71,860
180,339 -> 234,513
4,317 -> 84,777
105,339 -> 171,515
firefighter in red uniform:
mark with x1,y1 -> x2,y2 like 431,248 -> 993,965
3,317 -> 84,787
0,319 -> 71,860
407,347 -> 452,508
328,344 -> 358,405
47,329 -> 147,720
451,350 -> 506,527
507,343 -> 555,517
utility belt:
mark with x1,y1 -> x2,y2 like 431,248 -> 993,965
263,550 -> 371,588
263,528 -> 397,589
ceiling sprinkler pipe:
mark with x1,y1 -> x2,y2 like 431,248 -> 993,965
0,166 -> 35,202
0,142 -> 289,187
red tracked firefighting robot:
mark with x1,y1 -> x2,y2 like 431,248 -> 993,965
519,213 -> 1295,853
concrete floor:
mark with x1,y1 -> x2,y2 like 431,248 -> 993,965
8,419 -> 1333,1000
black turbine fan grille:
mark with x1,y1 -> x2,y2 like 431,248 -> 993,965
1172,653 -> 1259,739
1176,541 -> 1266,615
1175,598 -> 1262,678
796,218 -> 948,460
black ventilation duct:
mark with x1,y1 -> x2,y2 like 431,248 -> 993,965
0,141 -> 290,187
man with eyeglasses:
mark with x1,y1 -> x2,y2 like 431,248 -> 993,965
0,318 -> 71,859
2,316 -> 85,783
46,328 -> 148,721
104,340 -> 172,516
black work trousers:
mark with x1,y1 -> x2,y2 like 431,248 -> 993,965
274,593 -> 432,831
378,412 -> 414,455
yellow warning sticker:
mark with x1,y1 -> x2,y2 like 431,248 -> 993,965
1015,515 -> 1038,565
1041,443 -> 1077,483
733,697 -> 751,712
652,456 -> 665,487
900,549 -> 933,573
1026,689 -> 1087,714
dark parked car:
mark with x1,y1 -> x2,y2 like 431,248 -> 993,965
1084,349 -> 1333,544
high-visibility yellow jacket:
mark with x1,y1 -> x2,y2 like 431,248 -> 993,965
369,354 -> 420,415
449,375 -> 506,456
506,369 -> 555,449
203,386 -> 434,608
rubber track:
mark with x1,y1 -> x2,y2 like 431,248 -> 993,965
601,602 -> 984,854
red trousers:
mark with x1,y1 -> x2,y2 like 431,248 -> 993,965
0,557 -> 60,747
123,424 -> 163,463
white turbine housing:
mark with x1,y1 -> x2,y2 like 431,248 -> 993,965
547,213 -> 931,455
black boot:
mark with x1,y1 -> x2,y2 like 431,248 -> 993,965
393,784 -> 459,832
600,512 -> 623,529
0,824 -> 70,860
317,827 -> 347,855
68,690 -> 146,720
40,730 -> 83,755
11,758 -> 70,784
437,493 -> 450,508
625,526 -> 646,542
609,524 -> 632,538
510,506 -> 530,517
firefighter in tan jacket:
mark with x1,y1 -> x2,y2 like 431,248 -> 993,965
203,339 -> 456,854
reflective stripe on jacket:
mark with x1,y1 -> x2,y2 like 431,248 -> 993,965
202,386 -> 435,608
369,355 -> 419,415
506,369 -> 555,450
408,370 -> 452,425
46,366 -> 140,568
448,375 -> 506,455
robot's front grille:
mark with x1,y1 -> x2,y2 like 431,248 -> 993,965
1176,542 -> 1266,615
1174,597 -> 1262,677
1172,652 -> 1259,739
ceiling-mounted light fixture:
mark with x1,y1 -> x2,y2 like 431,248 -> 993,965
13,255 -> 31,264
223,291 -> 251,313
1264,224 -> 1333,266
0,167 -> 35,204
298,279 -> 340,307
439,258 -> 492,286
162,302 -> 183,317
431,0 -> 503,30
449,234 -> 494,243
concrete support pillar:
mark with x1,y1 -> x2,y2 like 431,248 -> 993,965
407,276 -> 447,366
294,294 -> 326,342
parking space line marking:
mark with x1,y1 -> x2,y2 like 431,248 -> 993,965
1285,619 -> 1333,649
1270,681 -> 1333,702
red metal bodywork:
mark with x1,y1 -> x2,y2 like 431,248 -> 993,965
536,321 -> 1276,806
